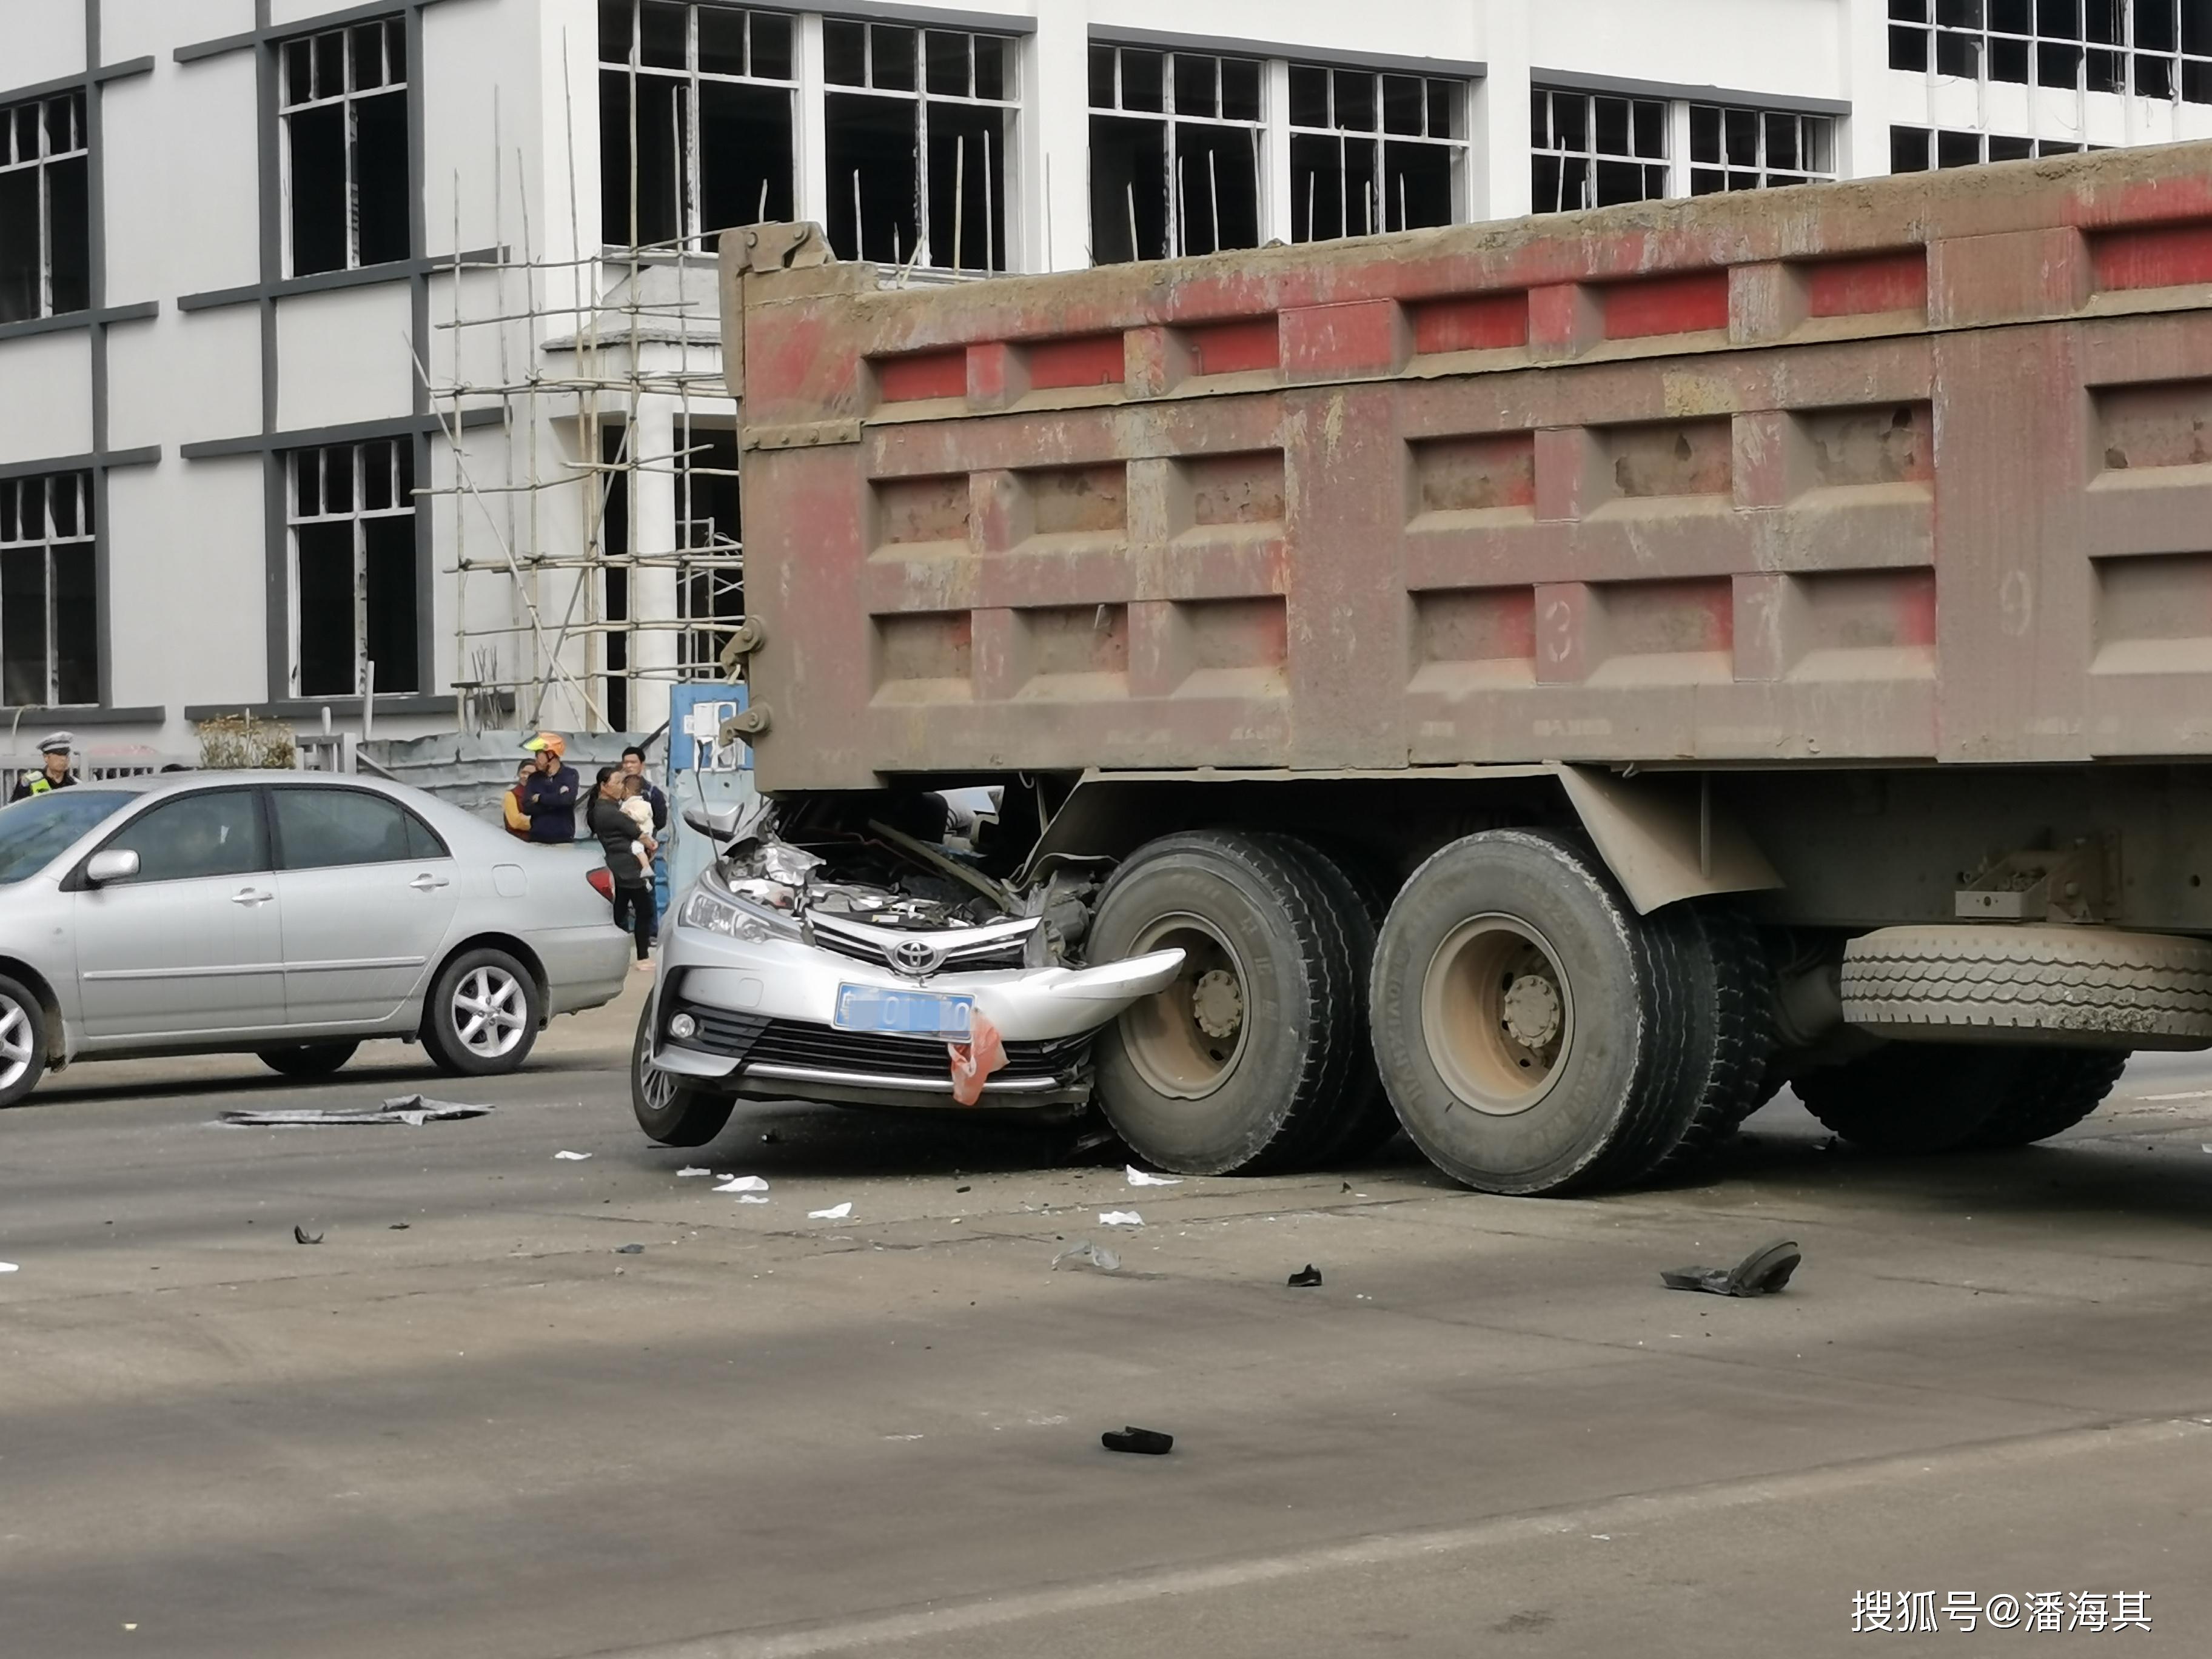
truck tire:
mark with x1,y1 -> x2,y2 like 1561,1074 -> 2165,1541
1367,829 -> 1703,1196
1843,925 -> 2212,1050
631,1002 -> 736,1147
1642,906 -> 1777,1179
257,1041 -> 359,1079
1088,830 -> 1357,1175
1793,1042 -> 2033,1153
1267,835 -> 1401,1165
1964,1048 -> 2128,1148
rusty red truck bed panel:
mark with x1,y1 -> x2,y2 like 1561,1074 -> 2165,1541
725,143 -> 2212,792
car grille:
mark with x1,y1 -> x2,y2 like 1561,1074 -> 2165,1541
805,913 -> 1036,974
667,1000 -> 1093,1082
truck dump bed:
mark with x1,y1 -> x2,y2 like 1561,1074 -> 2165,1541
727,144 -> 2212,792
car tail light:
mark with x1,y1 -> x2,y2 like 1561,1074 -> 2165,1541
586,867 -> 614,903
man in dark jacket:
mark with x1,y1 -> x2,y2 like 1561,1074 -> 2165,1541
519,731 -> 578,843
587,765 -> 655,968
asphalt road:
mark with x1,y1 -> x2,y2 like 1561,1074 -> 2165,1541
6,980 -> 2212,1657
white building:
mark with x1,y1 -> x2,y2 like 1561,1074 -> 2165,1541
4,0 -> 2211,759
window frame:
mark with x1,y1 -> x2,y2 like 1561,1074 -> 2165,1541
284,438 -> 420,700
0,88 -> 90,323
269,783 -> 448,872
276,13 -> 411,277
1088,42 -> 1266,262
1529,87 -> 1670,215
0,470 -> 99,708
1888,1 -> 2212,103
822,16 -> 1019,270
598,0 -> 801,253
1687,103 -> 1838,194
1285,63 -> 1469,242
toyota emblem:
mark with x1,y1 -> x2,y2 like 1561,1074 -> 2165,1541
890,939 -> 943,977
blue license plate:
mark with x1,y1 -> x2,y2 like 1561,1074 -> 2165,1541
833,984 -> 974,1039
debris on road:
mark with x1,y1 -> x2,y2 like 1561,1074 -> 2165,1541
293,1226 -> 323,1245
1661,1237 -> 1801,1298
217,1097 -> 492,1128
1098,1210 -> 1143,1227
614,1244 -> 644,1255
1053,1241 -> 1122,1273
554,1150 -> 592,1161
809,1203 -> 854,1221
1101,1427 -> 1174,1455
389,1223 -> 409,1230
0,1262 -> 18,1273
1287,1264 -> 1324,1287
1125,1166 -> 1181,1187
712,1175 -> 769,1193
737,1195 -> 769,1205
677,1166 -> 712,1178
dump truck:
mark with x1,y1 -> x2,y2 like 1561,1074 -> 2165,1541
703,142 -> 2212,1195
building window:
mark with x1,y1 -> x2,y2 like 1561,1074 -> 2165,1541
1288,65 -> 1466,241
280,16 -> 410,276
0,91 -> 90,324
676,423 -> 742,679
1888,1 -> 2212,102
1688,105 -> 1837,192
1530,88 -> 1667,213
1089,45 -> 1262,263
598,1 -> 796,252
289,440 -> 418,699
825,19 -> 1016,270
0,471 -> 97,707
1889,123 -> 2098,169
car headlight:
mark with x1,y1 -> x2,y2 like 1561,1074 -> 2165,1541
679,885 -> 795,943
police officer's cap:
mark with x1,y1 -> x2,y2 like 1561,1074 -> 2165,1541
36,732 -> 72,757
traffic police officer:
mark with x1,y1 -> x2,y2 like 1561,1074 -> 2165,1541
10,733 -> 78,802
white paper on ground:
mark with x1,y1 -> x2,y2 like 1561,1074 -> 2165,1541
1052,1241 -> 1121,1272
0,1262 -> 17,1273
554,1150 -> 592,1161
739,1195 -> 770,1205
1125,1165 -> 1182,1187
1098,1210 -> 1144,1226
808,1202 -> 854,1220
676,1166 -> 712,1178
713,1175 -> 769,1193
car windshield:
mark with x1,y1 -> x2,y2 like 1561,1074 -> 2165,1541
0,789 -> 132,885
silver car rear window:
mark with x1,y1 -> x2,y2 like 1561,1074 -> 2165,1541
0,789 -> 131,884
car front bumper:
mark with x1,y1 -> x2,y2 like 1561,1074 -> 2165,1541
648,920 -> 1182,1110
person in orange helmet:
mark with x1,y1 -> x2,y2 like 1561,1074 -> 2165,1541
518,731 -> 579,843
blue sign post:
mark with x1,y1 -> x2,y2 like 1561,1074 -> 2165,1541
665,683 -> 759,901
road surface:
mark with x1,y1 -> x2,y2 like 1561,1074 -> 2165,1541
5,983 -> 2210,1656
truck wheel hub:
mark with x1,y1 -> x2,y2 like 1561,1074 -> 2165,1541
1500,972 -> 1563,1051
1191,970 -> 1244,1039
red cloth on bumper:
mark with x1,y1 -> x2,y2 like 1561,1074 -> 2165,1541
948,1011 -> 1008,1107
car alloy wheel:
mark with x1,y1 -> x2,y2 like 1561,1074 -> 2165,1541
452,964 -> 528,1060
0,991 -> 35,1093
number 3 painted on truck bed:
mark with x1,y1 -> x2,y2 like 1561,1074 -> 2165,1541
1999,569 -> 2033,638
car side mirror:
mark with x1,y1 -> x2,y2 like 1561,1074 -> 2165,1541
84,848 -> 141,886
682,803 -> 742,840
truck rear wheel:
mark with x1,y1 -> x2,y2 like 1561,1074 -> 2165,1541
1794,1042 -> 2032,1153
1088,831 -> 1357,1175
1267,836 -> 1401,1165
1965,1049 -> 2128,1148
1643,906 -> 1777,1179
1368,829 -> 1703,1196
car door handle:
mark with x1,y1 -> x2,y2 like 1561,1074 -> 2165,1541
231,888 -> 275,907
409,873 -> 452,892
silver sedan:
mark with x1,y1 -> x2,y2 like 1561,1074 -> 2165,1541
0,771 -> 631,1106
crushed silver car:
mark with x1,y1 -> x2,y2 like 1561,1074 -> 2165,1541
631,800 -> 1183,1147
